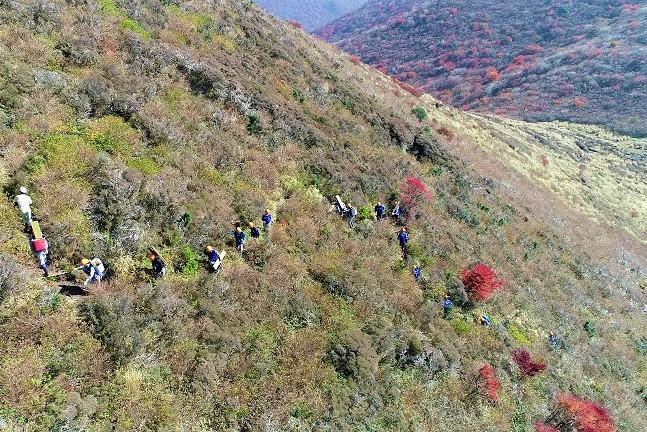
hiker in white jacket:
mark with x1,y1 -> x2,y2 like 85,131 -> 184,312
14,187 -> 33,230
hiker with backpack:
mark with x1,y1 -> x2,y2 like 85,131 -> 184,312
375,202 -> 386,220
79,257 -> 105,286
234,226 -> 247,252
262,209 -> 273,230
347,203 -> 358,228
31,235 -> 49,277
148,250 -> 166,279
392,201 -> 401,221
205,245 -> 223,273
14,187 -> 33,232
397,227 -> 409,258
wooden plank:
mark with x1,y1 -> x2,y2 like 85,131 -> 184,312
31,221 -> 43,239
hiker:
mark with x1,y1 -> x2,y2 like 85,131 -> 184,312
14,187 -> 33,231
397,227 -> 409,258
331,195 -> 347,215
442,296 -> 454,318
412,263 -> 422,282
249,222 -> 261,239
548,332 -> 560,350
205,245 -> 222,273
79,257 -> 105,286
392,201 -> 401,221
479,314 -> 492,328
375,202 -> 386,220
31,235 -> 49,277
148,251 -> 166,279
262,209 -> 273,230
234,226 -> 247,252
347,203 -> 358,228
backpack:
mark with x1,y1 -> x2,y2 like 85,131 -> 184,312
32,238 -> 47,253
91,258 -> 105,276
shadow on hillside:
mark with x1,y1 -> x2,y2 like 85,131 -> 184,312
58,285 -> 89,297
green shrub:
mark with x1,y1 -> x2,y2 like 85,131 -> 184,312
179,246 -> 199,277
293,89 -> 306,103
357,205 -> 374,222
508,324 -> 530,345
411,106 -> 428,122
98,0 -> 119,15
127,156 -> 160,175
246,113 -> 262,134
451,316 -> 474,335
121,18 -> 152,40
87,116 -> 139,155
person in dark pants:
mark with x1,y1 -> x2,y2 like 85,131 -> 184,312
442,296 -> 454,318
205,245 -> 222,273
234,226 -> 247,252
249,222 -> 260,239
375,202 -> 386,220
347,204 -> 358,228
412,263 -> 422,282
397,227 -> 409,258
149,252 -> 166,279
262,209 -> 273,230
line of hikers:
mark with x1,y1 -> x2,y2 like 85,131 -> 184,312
14,186 -> 563,349
13,186 -> 274,285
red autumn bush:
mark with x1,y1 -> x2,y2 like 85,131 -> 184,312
349,55 -> 361,65
534,422 -> 558,432
461,264 -> 505,301
400,176 -> 433,220
512,348 -> 547,377
476,364 -> 501,402
486,67 -> 500,82
546,393 -> 616,432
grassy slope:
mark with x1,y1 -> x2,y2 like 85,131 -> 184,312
0,0 -> 645,431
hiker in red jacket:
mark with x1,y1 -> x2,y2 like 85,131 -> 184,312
31,236 -> 49,277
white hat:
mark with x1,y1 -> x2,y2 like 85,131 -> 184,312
19,186 -> 28,194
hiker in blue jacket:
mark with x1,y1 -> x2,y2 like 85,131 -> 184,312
234,226 -> 247,252
205,245 -> 222,273
412,263 -> 422,282
397,226 -> 409,257
442,296 -> 454,318
262,209 -> 272,230
375,202 -> 386,220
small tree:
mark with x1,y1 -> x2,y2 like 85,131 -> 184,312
411,106 -> 428,122
512,348 -> 547,378
461,264 -> 505,301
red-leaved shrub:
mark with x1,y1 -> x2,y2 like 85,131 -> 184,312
476,364 -> 501,402
400,176 -> 433,221
534,422 -> 558,432
512,348 -> 547,377
349,55 -> 361,65
461,264 -> 505,301
547,393 -> 616,432
556,394 -> 616,432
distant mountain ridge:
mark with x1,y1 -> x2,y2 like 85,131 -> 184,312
255,0 -> 365,30
318,0 -> 647,136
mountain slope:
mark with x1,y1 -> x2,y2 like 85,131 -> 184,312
0,0 -> 645,431
318,0 -> 647,137
254,0 -> 365,31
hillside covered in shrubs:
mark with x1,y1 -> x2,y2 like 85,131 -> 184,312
318,0 -> 647,137
0,0 -> 645,431
255,0 -> 365,31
